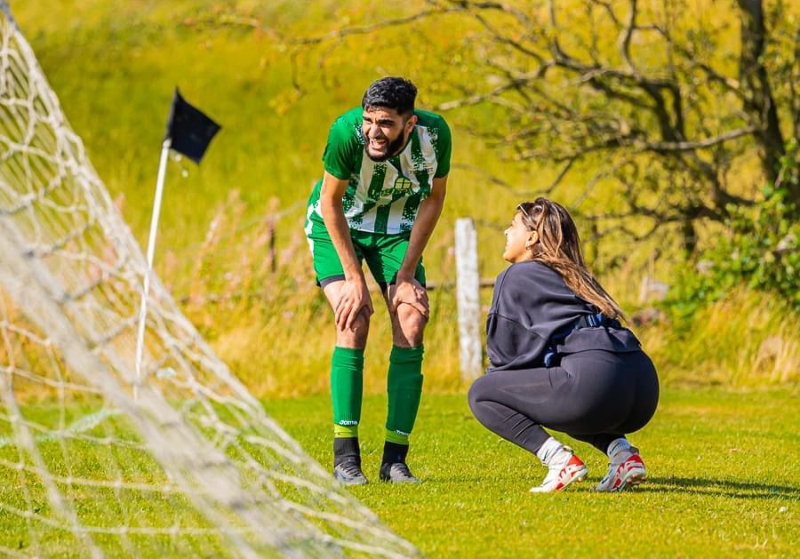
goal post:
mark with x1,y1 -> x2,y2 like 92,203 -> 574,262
0,3 -> 416,557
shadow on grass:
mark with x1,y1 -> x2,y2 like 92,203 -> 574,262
639,476 -> 800,500
421,475 -> 800,501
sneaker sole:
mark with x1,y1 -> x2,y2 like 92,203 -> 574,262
616,468 -> 647,492
334,474 -> 368,486
336,478 -> 368,486
529,465 -> 588,493
559,466 -> 589,491
379,472 -> 421,484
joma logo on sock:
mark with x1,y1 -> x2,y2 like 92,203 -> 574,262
338,420 -> 358,426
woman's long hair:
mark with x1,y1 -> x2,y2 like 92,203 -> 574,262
518,197 -> 626,321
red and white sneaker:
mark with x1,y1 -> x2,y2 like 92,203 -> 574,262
529,446 -> 588,493
594,447 -> 647,492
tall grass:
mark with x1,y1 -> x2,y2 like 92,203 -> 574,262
161,191 -> 468,398
641,288 -> 800,388
169,194 -> 798,398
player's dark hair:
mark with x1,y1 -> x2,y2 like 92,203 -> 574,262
361,77 -> 417,115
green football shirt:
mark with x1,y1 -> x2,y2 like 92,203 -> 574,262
306,106 -> 452,234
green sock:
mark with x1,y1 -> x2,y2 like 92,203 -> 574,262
331,346 -> 364,432
386,345 -> 424,438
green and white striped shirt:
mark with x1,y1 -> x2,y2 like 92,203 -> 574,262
307,107 -> 452,234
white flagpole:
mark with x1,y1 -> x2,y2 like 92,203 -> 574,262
134,137 -> 172,400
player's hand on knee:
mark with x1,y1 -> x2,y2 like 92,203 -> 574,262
389,278 -> 429,318
335,278 -> 373,330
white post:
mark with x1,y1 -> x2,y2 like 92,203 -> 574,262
134,138 -> 171,400
455,218 -> 482,381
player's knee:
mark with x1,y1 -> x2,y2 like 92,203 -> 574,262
335,311 -> 370,347
338,311 -> 369,336
397,304 -> 427,331
351,311 -> 371,332
394,306 -> 425,346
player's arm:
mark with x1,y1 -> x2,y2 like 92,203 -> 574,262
319,170 -> 373,329
390,174 -> 448,315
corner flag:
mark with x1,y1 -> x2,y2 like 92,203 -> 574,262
164,88 -> 221,164
135,87 -> 222,399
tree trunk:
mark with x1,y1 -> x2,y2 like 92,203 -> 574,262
736,0 -> 791,198
681,220 -> 698,257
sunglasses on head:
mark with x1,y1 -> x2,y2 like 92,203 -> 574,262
516,203 -> 537,230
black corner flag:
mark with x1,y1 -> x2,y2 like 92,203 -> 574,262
164,88 -> 221,164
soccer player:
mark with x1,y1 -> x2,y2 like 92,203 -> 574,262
304,77 -> 451,484
468,198 -> 659,493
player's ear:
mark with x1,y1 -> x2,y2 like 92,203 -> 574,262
405,114 -> 418,132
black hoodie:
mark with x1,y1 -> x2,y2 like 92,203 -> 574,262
486,260 -> 642,373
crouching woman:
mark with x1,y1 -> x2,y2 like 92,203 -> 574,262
468,198 -> 659,493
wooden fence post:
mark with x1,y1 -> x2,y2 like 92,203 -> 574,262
455,218 -> 482,380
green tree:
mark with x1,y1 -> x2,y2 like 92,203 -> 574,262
289,0 -> 799,257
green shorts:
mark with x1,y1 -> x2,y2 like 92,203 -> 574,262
304,214 -> 426,289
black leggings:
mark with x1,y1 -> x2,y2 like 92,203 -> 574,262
468,349 -> 659,455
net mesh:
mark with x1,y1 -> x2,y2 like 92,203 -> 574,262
0,3 -> 416,558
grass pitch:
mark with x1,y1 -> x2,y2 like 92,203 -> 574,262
268,388 -> 799,559
0,388 -> 796,557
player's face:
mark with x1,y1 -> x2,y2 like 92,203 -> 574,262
503,212 -> 537,263
362,107 -> 417,162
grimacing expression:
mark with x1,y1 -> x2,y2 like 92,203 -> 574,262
361,107 -> 417,162
503,211 -> 537,263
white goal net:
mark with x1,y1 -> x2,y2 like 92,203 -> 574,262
0,3 -> 416,558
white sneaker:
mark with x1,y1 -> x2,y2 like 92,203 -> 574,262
594,447 -> 647,492
529,446 -> 588,493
